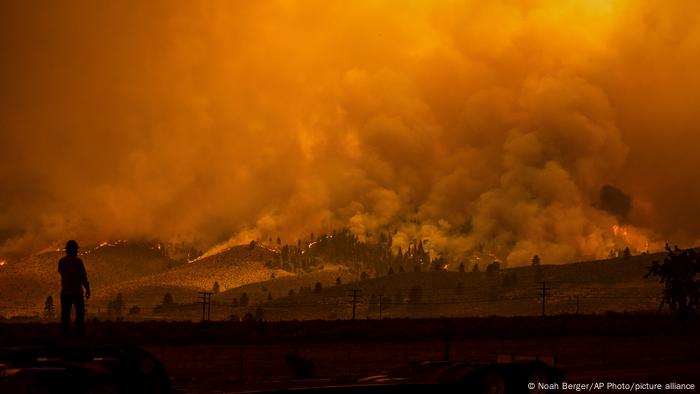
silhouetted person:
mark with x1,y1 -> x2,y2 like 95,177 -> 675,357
58,240 -> 90,337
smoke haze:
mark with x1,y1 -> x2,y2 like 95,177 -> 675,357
1,0 -> 699,265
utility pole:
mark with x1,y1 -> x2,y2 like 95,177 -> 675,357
538,281 -> 550,317
347,289 -> 360,320
198,292 -> 213,321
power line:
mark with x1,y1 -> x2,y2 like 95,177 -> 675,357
197,292 -> 213,321
538,281 -> 550,317
347,289 -> 361,320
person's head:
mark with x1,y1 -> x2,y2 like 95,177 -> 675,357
65,240 -> 79,257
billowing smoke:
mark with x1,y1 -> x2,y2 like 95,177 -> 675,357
599,184 -> 632,222
1,1 -> 699,265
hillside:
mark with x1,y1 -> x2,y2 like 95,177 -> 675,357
216,263 -> 357,305
0,243 -> 686,321
222,251 -> 671,321
0,240 -> 184,315
92,244 -> 294,310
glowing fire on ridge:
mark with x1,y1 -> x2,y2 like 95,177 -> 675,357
611,224 -> 656,254
612,225 -> 629,242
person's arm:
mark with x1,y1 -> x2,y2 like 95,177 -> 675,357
80,260 -> 91,299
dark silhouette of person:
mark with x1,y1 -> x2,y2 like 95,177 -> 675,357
58,240 -> 90,337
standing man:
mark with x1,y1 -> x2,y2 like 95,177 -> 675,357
58,240 -> 90,337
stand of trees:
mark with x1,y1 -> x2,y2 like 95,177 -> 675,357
646,244 -> 700,319
265,228 -> 454,276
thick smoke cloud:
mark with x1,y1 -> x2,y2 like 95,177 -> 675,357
1,1 -> 699,265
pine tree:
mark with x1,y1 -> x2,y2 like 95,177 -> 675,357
532,255 -> 541,266
212,281 -> 220,294
44,296 -> 55,320
255,307 -> 265,321
459,263 -> 465,273
113,293 -> 124,316
162,292 -> 174,306
486,262 -> 501,277
107,293 -> 124,316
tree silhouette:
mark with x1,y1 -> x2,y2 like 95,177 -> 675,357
472,263 -> 480,273
314,281 -> 322,293
645,245 -> 700,319
114,293 -> 124,315
335,276 -> 342,285
255,307 -> 265,321
128,305 -> 141,315
109,293 -> 124,316
532,255 -> 541,266
44,296 -> 55,320
212,281 -> 220,294
623,247 -> 632,260
240,292 -> 249,307
486,261 -> 501,277
459,263 -> 465,273
154,292 -> 176,314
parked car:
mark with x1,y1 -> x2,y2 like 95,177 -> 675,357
0,345 -> 171,394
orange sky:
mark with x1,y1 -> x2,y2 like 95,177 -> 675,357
1,1 -> 699,265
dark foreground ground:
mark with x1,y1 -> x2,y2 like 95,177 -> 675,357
2,314 -> 700,393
